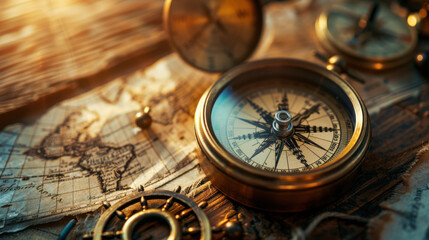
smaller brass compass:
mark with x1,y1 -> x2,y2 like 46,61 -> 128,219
164,0 -> 263,72
315,2 -> 417,70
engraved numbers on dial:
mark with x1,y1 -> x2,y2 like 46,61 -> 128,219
225,87 -> 351,172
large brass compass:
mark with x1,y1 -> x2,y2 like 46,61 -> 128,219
194,59 -> 371,211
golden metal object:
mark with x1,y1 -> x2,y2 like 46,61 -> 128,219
90,187 -> 211,240
122,209 -> 181,240
315,2 -> 417,70
163,0 -> 263,72
135,106 -> 152,129
312,51 -> 366,83
194,59 -> 371,212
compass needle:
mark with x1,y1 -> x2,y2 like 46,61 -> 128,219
246,98 -> 274,124
347,3 -> 379,47
250,136 -> 275,159
292,104 -> 320,126
295,133 -> 328,151
236,117 -> 270,130
274,139 -> 285,170
285,138 -> 309,168
278,92 -> 289,111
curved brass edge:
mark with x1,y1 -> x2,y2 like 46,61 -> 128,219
163,0 -> 264,73
93,190 -> 211,240
196,121 -> 371,211
122,209 -> 181,240
194,59 -> 371,192
315,8 -> 417,71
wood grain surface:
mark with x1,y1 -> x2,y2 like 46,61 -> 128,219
0,0 -> 166,126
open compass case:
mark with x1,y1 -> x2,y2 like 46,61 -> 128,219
194,59 -> 371,212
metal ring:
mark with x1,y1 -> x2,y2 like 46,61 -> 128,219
122,209 -> 181,240
92,190 -> 211,240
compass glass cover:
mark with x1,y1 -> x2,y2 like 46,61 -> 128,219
210,68 -> 355,173
325,2 -> 414,59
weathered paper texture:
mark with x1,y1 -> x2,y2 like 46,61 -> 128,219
368,144 -> 429,240
0,55 -> 217,233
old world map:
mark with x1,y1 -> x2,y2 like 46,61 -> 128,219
0,56 -> 216,233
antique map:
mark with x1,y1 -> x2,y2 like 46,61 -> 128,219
0,0 -> 426,234
0,56 -> 217,233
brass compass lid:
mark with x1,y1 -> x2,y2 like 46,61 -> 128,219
164,0 -> 263,72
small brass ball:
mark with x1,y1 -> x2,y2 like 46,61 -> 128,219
415,52 -> 429,78
327,55 -> 346,73
224,221 -> 244,239
135,107 -> 152,129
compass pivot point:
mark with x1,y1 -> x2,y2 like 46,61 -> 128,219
273,110 -> 293,137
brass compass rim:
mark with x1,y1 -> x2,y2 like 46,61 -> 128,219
163,0 -> 264,73
315,3 -> 417,70
194,59 -> 371,211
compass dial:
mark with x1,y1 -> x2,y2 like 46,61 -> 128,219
212,83 -> 353,172
195,59 -> 371,211
164,0 -> 263,72
316,2 -> 417,70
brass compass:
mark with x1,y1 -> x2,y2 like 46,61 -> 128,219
194,59 -> 371,211
164,0 -> 263,72
315,2 -> 417,70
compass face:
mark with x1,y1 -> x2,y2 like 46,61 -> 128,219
210,79 -> 353,173
164,0 -> 263,72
